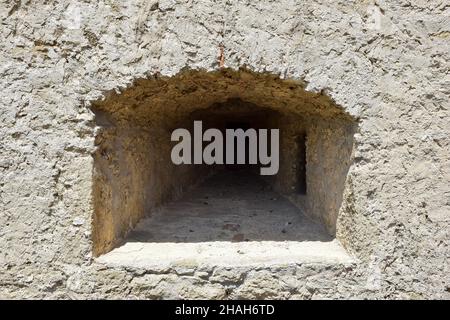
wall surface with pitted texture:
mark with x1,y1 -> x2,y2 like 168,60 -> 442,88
0,0 -> 448,299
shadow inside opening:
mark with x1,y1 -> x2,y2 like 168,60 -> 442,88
125,169 -> 332,243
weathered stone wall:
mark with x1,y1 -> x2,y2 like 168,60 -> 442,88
0,0 -> 449,299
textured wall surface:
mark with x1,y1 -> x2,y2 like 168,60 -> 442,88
0,0 -> 449,299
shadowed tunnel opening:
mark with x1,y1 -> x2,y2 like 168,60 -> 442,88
90,69 -> 356,256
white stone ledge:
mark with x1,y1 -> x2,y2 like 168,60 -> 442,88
95,240 -> 356,271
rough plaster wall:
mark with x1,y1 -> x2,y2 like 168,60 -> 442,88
0,0 -> 449,299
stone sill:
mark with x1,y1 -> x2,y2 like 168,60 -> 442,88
95,240 -> 356,272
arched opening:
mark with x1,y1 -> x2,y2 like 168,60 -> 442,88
91,69 -> 356,262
